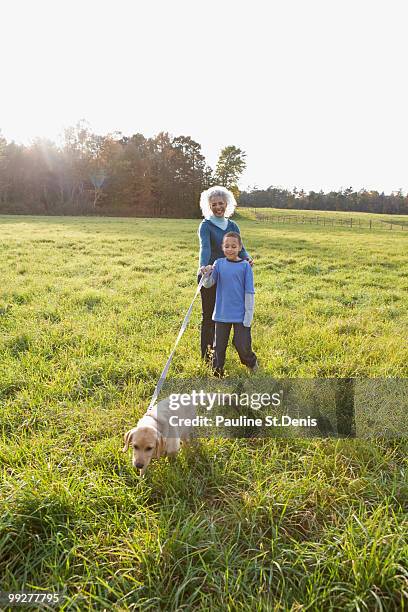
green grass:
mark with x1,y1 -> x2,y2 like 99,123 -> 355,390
1,214 -> 407,610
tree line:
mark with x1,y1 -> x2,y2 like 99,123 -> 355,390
0,122 -> 246,217
1,123 -> 407,217
240,186 -> 408,215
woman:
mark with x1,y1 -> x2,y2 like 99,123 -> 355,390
197,186 -> 253,361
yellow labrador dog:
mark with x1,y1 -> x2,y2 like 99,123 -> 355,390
123,396 -> 195,475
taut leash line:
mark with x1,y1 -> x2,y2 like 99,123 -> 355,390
147,276 -> 205,411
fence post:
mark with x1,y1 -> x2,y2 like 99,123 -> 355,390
369,219 -> 372,229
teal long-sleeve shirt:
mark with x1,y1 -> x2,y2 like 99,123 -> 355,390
198,218 -> 250,269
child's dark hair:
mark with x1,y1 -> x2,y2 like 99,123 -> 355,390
222,231 -> 242,246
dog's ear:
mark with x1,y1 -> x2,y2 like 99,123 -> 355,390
154,434 -> 166,459
122,429 -> 134,452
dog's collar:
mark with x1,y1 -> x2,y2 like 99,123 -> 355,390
145,412 -> 159,424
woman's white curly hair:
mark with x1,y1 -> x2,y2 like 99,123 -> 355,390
199,186 -> 237,219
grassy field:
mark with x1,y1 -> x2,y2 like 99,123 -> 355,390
0,213 -> 407,610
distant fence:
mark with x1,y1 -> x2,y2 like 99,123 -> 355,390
252,209 -> 408,231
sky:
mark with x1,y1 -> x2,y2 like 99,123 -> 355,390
1,0 -> 407,193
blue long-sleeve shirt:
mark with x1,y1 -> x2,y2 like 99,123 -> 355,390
202,258 -> 255,324
198,218 -> 250,268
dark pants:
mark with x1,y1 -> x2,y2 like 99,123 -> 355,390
213,322 -> 257,374
198,273 -> 216,360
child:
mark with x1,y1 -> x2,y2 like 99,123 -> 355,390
201,231 -> 258,376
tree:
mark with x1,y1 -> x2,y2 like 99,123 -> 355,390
62,120 -> 94,210
172,135 -> 207,216
105,133 -> 153,214
214,146 -> 246,195
0,131 -> 8,204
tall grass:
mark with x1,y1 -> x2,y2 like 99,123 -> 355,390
0,214 -> 407,610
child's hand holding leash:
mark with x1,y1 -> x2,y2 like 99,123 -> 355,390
200,265 -> 213,276
201,264 -> 216,289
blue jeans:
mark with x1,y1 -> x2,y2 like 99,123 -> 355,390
213,322 -> 257,374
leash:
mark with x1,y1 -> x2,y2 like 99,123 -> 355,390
147,275 -> 206,411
